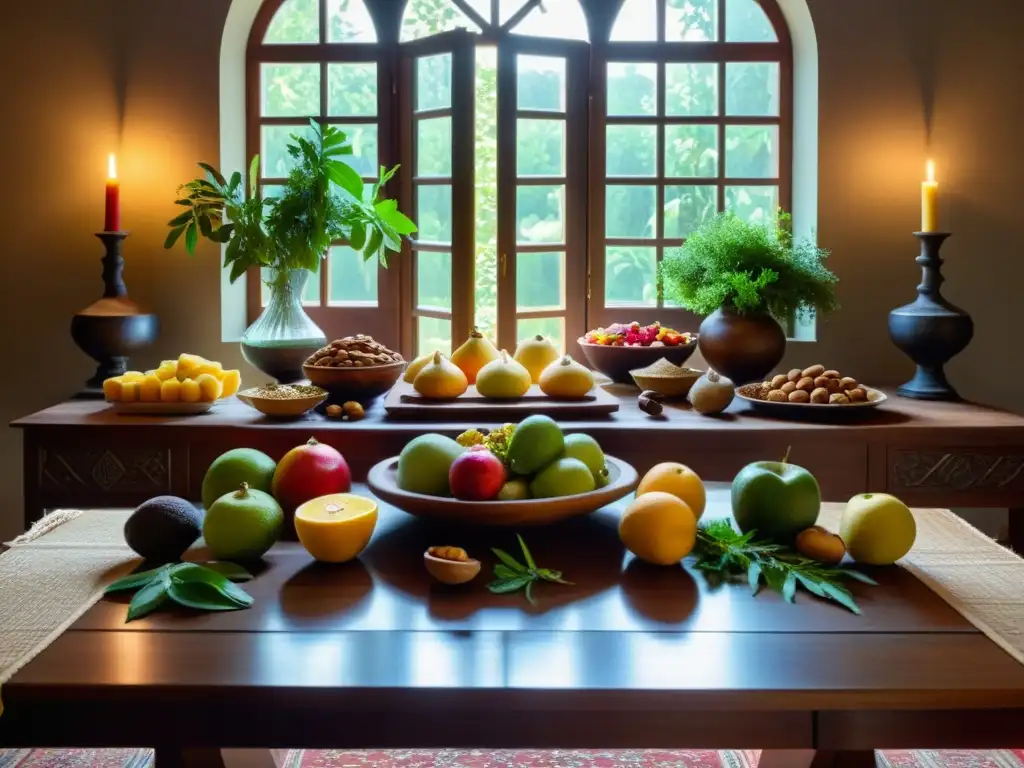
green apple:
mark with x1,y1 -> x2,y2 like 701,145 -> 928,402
731,461 -> 820,542
562,433 -> 607,484
840,493 -> 916,565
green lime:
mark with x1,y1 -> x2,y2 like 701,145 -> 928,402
203,483 -> 283,561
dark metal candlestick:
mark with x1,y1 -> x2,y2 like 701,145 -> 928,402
70,232 -> 159,398
888,232 -> 973,401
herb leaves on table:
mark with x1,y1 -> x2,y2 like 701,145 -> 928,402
694,519 -> 877,614
488,534 -> 571,604
105,562 -> 254,622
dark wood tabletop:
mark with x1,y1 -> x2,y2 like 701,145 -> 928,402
1,487 -> 1023,761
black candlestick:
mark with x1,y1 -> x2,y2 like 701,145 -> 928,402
70,231 -> 159,398
888,232 -> 973,401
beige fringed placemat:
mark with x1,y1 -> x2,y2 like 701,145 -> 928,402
0,510 -> 139,714
818,502 -> 1024,665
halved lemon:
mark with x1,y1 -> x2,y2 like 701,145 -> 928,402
294,493 -> 378,563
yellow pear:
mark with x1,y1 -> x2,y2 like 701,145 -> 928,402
539,355 -> 595,398
413,351 -> 468,399
514,335 -> 560,383
450,327 -> 500,384
475,350 -> 532,399
404,350 -> 439,383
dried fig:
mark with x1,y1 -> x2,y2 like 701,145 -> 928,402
771,374 -> 789,389
847,387 -> 867,402
780,381 -> 797,395
767,389 -> 788,402
787,368 -> 802,382
829,393 -> 850,404
810,387 -> 829,404
840,377 -> 858,391
796,376 -> 815,392
802,364 -> 826,379
788,389 -> 811,403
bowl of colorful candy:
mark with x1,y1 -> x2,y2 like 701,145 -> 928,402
577,322 -> 697,384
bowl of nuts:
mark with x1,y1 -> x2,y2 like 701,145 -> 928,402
303,335 -> 406,400
736,365 -> 887,419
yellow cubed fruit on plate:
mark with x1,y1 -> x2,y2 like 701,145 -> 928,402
218,369 -> 241,398
197,360 -> 223,378
102,377 -> 124,402
121,381 -> 139,403
139,374 -> 163,402
155,362 -> 178,381
160,378 -> 182,402
121,371 -> 146,383
180,378 -> 201,403
176,354 -> 206,381
196,373 -> 223,402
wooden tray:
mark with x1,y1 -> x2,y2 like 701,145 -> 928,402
110,401 -> 213,416
367,454 -> 638,526
383,381 -> 619,420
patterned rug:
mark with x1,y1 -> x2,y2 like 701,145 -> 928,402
2,749 -> 1024,767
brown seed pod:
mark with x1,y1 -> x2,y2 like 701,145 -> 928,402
770,374 -> 789,389
826,378 -> 842,393
823,369 -> 840,379
788,389 -> 810,403
326,404 -> 343,419
638,390 -> 664,416
829,393 -> 850,405
813,375 -> 830,389
796,376 -> 815,392
802,364 -> 826,379
840,377 -> 858,391
795,526 -> 846,565
810,387 -> 829,404
342,401 -> 366,421
780,381 -> 797,395
847,387 -> 867,402
787,368 -> 802,382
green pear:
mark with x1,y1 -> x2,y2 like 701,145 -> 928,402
507,415 -> 564,475
563,433 -> 607,485
530,458 -> 596,499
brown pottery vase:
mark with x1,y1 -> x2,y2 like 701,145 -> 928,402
697,306 -> 786,384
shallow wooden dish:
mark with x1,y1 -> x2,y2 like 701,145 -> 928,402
109,401 -> 213,416
303,360 -> 405,401
577,337 -> 698,384
367,454 -> 639,526
630,365 -> 703,398
237,387 -> 327,419
736,384 -> 888,421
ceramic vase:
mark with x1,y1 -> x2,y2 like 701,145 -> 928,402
697,306 -> 786,384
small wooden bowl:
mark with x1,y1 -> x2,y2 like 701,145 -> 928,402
303,360 -> 406,401
630,365 -> 703,398
237,387 -> 327,419
577,337 -> 698,384
368,455 -> 639,526
423,551 -> 481,585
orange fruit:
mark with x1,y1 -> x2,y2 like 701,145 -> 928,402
636,462 -> 706,519
294,493 -> 377,563
619,491 -> 697,566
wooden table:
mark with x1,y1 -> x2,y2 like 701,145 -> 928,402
1,488 -> 1023,768
12,387 -> 1024,549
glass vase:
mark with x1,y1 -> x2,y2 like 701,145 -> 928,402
240,268 -> 327,383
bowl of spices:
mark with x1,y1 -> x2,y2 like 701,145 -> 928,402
237,384 -> 328,419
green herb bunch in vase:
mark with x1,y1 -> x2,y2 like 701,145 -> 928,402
658,211 -> 837,384
166,119 -> 416,382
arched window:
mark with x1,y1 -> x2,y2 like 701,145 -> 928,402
245,0 -> 792,357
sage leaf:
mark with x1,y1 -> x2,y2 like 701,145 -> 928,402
820,582 -> 861,615
839,569 -> 879,586
494,564 -> 520,580
491,548 -> 527,573
170,564 -> 253,607
747,561 -> 762,595
168,580 -> 250,612
517,534 -> 537,571
487,576 -> 531,594
782,571 -> 798,603
201,562 -> 253,582
106,565 -> 170,594
126,576 -> 169,622
794,572 -> 826,598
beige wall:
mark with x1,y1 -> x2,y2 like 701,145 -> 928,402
0,0 -> 1020,538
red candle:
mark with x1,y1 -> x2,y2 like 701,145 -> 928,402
104,153 -> 121,232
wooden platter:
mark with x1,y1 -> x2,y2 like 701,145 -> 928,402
382,381 -> 620,420
736,384 -> 888,421
367,454 -> 638,526
110,401 -> 213,416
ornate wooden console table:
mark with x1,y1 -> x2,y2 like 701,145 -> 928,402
12,385 -> 1024,550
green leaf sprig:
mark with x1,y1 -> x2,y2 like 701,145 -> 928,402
488,535 -> 571,604
693,519 -> 877,614
105,562 -> 254,622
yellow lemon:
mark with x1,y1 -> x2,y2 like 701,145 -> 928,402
619,491 -> 697,566
636,462 -> 706,519
294,493 -> 378,563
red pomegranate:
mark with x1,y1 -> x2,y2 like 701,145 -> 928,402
272,438 -> 352,522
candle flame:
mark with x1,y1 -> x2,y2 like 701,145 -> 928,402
926,159 -> 935,184
108,153 -> 117,181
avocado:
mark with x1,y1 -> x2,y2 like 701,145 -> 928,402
124,495 -> 204,563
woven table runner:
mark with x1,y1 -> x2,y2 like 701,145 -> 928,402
0,504 -> 1022,713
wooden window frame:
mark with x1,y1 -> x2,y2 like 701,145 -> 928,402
587,0 -> 793,334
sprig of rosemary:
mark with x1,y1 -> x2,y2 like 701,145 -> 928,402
488,535 -> 572,604
693,519 -> 877,614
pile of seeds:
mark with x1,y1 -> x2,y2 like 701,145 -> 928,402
246,384 -> 326,400
306,335 -> 403,368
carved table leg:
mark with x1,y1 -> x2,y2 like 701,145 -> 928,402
1009,509 -> 1023,554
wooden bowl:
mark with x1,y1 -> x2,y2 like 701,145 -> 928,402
630,365 -> 703,398
577,337 -> 698,384
303,360 -> 406,401
367,455 -> 639,526
236,387 -> 327,419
